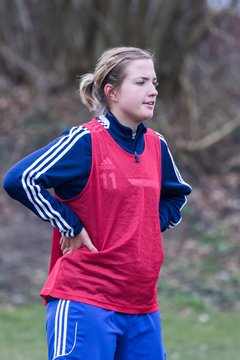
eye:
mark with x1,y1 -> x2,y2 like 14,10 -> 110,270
153,82 -> 159,88
136,81 -> 145,86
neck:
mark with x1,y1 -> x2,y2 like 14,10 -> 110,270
110,111 -> 141,133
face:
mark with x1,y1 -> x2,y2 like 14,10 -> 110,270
106,59 -> 158,130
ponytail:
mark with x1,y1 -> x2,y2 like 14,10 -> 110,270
79,73 -> 99,112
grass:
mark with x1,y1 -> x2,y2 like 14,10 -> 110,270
0,304 -> 47,360
161,304 -> 240,360
0,301 -> 239,360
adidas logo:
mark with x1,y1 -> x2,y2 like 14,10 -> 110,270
100,157 -> 116,170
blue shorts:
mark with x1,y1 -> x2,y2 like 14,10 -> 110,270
46,299 -> 166,360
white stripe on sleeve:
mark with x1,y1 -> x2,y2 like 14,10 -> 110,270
155,131 -> 191,229
21,126 -> 90,236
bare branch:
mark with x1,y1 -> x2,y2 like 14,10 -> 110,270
0,44 -> 58,90
206,20 -> 238,46
14,0 -> 34,32
177,116 -> 240,151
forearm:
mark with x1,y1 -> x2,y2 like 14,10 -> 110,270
159,195 -> 187,232
158,135 -> 192,232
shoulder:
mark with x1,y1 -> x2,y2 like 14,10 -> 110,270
152,131 -> 171,155
82,117 -> 109,134
150,130 -> 167,145
146,129 -> 168,149
146,128 -> 160,140
61,124 -> 90,139
58,125 -> 91,149
22,125 -> 92,167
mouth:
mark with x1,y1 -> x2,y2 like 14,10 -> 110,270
143,101 -> 155,106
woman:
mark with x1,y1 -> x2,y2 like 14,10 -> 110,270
4,47 -> 191,360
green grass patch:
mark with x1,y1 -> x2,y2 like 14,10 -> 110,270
161,302 -> 240,360
0,304 -> 47,360
0,302 -> 239,360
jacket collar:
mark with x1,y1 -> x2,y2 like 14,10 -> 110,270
99,112 -> 147,140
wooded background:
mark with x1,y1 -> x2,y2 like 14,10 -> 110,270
0,0 -> 240,172
0,0 -> 239,309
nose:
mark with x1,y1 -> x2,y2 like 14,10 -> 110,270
149,83 -> 158,96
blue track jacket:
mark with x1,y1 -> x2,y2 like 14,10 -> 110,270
3,112 -> 192,236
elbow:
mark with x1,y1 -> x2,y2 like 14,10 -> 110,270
3,171 -> 13,195
3,168 -> 24,199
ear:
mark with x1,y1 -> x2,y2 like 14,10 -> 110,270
104,84 -> 118,102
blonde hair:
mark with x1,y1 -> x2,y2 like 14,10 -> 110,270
79,47 -> 154,115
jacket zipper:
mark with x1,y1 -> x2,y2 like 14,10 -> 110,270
134,151 -> 140,163
133,133 -> 141,163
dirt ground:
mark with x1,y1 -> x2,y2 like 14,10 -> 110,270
0,196 -> 51,306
